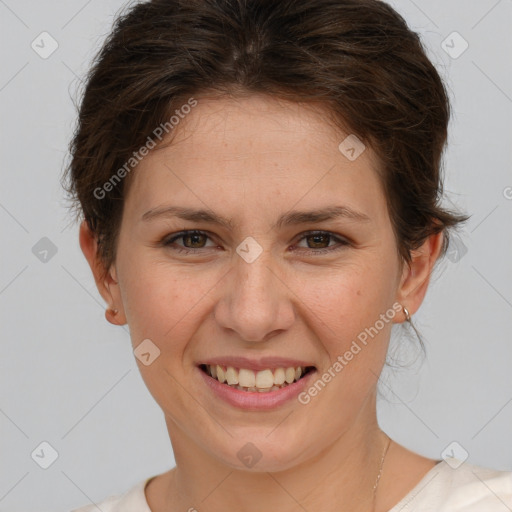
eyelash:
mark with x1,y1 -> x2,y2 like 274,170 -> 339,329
160,230 -> 350,255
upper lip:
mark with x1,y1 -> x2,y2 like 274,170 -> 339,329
198,356 -> 316,372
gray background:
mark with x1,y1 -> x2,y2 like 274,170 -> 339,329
0,0 -> 511,510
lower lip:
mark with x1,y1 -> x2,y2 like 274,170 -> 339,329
197,366 -> 317,410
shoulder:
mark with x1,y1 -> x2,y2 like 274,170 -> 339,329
70,476 -> 153,512
392,457 -> 512,511
442,459 -> 512,510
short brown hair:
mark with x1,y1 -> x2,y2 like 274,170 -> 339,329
62,0 -> 468,280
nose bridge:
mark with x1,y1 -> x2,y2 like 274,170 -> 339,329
215,241 -> 294,342
237,249 -> 274,306
234,234 -> 275,295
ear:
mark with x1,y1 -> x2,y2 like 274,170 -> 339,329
79,220 -> 127,325
395,231 -> 444,322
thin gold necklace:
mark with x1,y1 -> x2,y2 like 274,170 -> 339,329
372,435 -> 392,512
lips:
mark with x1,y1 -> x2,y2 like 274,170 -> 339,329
197,362 -> 318,410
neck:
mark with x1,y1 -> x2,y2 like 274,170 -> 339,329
160,394 -> 390,512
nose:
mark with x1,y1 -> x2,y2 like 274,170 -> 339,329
213,246 -> 296,343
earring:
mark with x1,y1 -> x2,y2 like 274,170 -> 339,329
402,305 -> 411,323
105,306 -> 119,324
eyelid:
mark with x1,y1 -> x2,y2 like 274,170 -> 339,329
162,229 -> 218,248
291,230 -> 350,254
161,229 -> 350,254
296,230 -> 350,244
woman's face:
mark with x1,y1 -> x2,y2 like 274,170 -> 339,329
98,94 -> 413,471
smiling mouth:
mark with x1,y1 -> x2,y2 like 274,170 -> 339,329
199,364 -> 316,392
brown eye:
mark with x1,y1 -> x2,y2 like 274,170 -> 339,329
294,231 -> 350,255
305,233 -> 331,249
162,230 -> 216,253
182,232 -> 208,248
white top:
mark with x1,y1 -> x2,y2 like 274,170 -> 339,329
71,457 -> 512,511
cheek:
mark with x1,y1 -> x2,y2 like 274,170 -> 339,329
118,265 -> 206,404
296,266 -> 395,418
297,260 -> 395,346
118,261 -> 219,351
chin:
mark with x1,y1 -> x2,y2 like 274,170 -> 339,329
213,434 -> 310,473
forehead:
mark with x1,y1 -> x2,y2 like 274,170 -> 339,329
124,93 -> 386,223
162,93 -> 359,158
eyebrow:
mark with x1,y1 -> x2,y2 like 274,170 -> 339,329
141,204 -> 371,229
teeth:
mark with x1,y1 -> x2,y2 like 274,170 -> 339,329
216,365 -> 226,383
255,369 -> 274,389
225,366 -> 238,385
285,367 -> 295,383
205,364 -> 310,391
239,368 -> 256,388
274,367 -> 285,385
